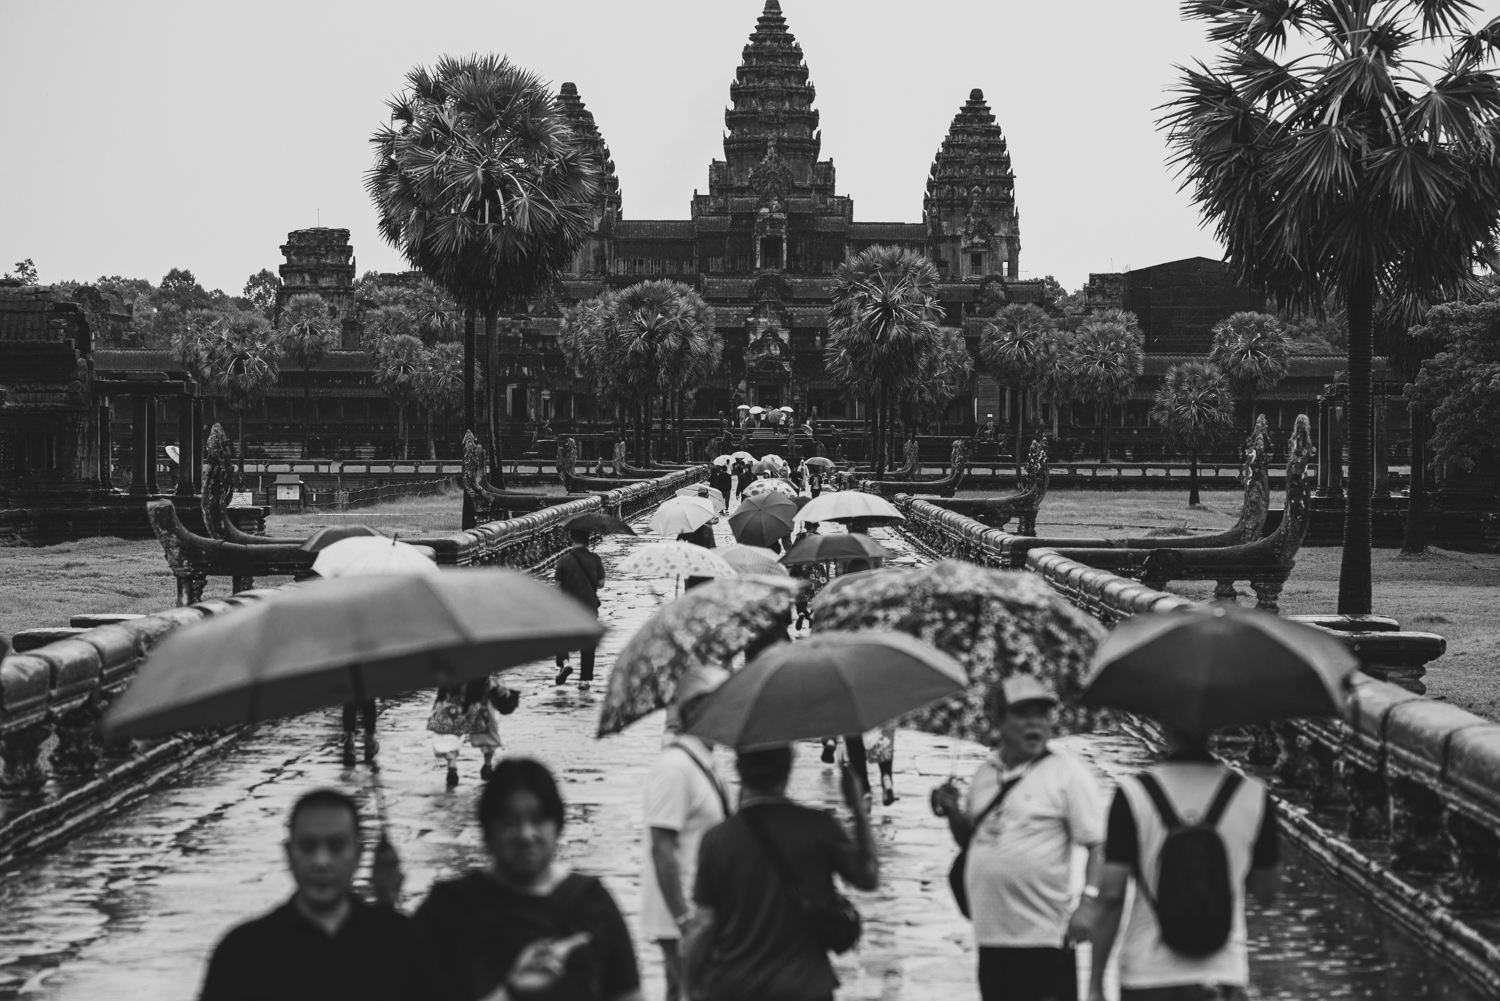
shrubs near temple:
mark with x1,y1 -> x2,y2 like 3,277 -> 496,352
367,54 -> 599,478
1151,360 -> 1235,506
1063,309 -> 1144,462
175,310 -> 281,476
274,293 -> 340,459
897,326 -> 972,438
980,302 -> 1060,471
1162,0 -> 1500,615
370,333 -> 427,461
1208,311 -> 1290,426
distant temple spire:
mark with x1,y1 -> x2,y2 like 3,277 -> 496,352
924,88 -> 1021,279
724,0 -> 821,180
557,81 -> 622,222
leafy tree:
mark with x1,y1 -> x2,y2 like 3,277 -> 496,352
274,293 -> 340,458
825,245 -> 944,477
175,310 -> 281,475
980,303 -> 1061,471
1163,0 -> 1500,614
3,259 -> 38,284
1040,275 -> 1087,315
1152,361 -> 1235,506
371,333 -> 427,460
1209,311 -> 1290,425
368,54 -> 598,475
243,270 -> 282,315
899,326 -> 973,433
415,341 -> 465,458
1065,312 -> 1144,462
1408,298 -> 1500,473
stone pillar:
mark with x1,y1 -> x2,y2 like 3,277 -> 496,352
96,400 -> 112,486
129,394 -> 151,495
0,725 -> 51,795
191,397 -> 206,493
50,705 -> 103,780
1389,776 -> 1451,871
1446,811 -> 1500,907
144,394 -> 159,494
175,394 -> 196,498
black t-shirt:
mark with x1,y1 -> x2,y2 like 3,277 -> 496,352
413,871 -> 638,1001
199,897 -> 438,1001
555,548 -> 605,610
693,799 -> 861,1001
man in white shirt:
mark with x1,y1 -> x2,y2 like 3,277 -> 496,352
1087,727 -> 1279,1001
641,666 -> 733,1001
933,675 -> 1105,1001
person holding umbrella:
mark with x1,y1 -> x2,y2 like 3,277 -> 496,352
641,666 -> 734,1001
930,676 -> 1106,1001
554,529 -> 606,689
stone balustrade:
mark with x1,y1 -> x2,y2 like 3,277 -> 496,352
0,465 -> 708,797
894,493 -> 1499,919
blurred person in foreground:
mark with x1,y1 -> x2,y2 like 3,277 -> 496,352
642,667 -> 734,1001
683,744 -> 878,1001
415,758 -> 642,1001
932,676 -> 1105,1001
199,788 -> 435,1001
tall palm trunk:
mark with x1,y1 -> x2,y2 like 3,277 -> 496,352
1188,450 -> 1201,507
874,383 -> 888,479
463,310 -> 476,434
1402,406 -> 1428,555
1339,277 -> 1375,615
1099,405 -> 1111,463
427,407 -> 437,460
485,309 -> 504,488
237,410 -> 246,479
1013,382 -> 1025,477
302,374 -> 313,460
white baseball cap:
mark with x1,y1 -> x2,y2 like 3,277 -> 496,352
1001,674 -> 1057,710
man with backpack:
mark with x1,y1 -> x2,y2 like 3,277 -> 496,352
1087,727 -> 1280,1001
930,675 -> 1105,1001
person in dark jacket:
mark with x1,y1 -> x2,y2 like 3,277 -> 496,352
415,759 -> 643,1001
199,789 -> 436,1001
554,530 -> 605,689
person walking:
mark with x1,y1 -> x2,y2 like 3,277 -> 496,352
427,676 -> 519,789
414,759 -> 642,1001
554,528 -> 605,688
642,667 -> 733,1001
931,676 -> 1106,1001
683,745 -> 878,1001
341,698 -> 378,768
199,789 -> 437,1001
1087,727 -> 1280,1001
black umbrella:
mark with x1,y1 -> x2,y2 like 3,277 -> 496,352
564,512 -> 637,536
301,525 -> 382,553
780,532 -> 889,566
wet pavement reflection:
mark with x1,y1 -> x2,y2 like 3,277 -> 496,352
0,513 -> 1487,999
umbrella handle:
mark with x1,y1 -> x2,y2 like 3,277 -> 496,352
947,742 -> 960,780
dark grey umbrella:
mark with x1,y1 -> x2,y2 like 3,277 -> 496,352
1082,603 -> 1359,738
780,533 -> 888,566
564,512 -> 637,535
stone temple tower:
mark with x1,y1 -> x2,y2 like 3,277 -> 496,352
278,228 -> 358,349
924,89 -> 1021,280
557,82 -> 623,276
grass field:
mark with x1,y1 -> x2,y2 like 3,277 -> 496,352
3,487 -> 1496,718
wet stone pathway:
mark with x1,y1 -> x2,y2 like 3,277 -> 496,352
0,512 -> 1487,1000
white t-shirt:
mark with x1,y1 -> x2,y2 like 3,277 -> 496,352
640,737 -> 728,940
1114,762 -> 1269,989
963,748 -> 1105,947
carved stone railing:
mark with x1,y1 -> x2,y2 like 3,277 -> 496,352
859,440 -> 969,497
5,464 -> 708,806
460,431 -> 587,525
919,437 -> 1052,534
896,495 -> 1500,986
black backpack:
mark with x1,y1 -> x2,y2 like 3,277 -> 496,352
1135,771 -> 1244,958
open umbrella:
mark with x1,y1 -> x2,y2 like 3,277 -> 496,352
810,560 -> 1104,744
596,575 -> 802,736
728,492 -> 798,548
760,453 -> 783,464
719,544 -> 790,577
804,456 -> 836,471
684,632 -> 966,749
742,477 -> 797,500
301,525 -> 383,553
798,492 -> 905,525
712,454 -> 734,467
752,460 -> 779,476
649,497 -> 717,537
781,533 -> 888,566
778,406 -> 794,413
617,541 -> 736,580
312,537 -> 439,578
749,406 -> 766,414
731,451 -> 755,462
563,512 -> 637,536
105,569 -> 604,739
1083,603 -> 1358,738
677,485 -> 727,514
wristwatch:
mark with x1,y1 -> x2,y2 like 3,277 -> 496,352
1081,885 -> 1100,900
675,911 -> 694,928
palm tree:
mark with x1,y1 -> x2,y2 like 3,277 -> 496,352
1152,361 -> 1235,506
1163,0 -> 1500,614
1065,313 -> 1144,462
1209,311 -> 1290,426
899,326 -> 974,434
274,293 -> 340,459
825,246 -> 944,478
415,341 -> 465,458
367,54 -> 598,479
370,334 -> 427,460
200,312 -> 281,476
980,302 -> 1060,472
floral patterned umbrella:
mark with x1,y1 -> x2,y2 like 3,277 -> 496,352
809,559 -> 1105,743
719,544 -> 789,576
617,541 -> 735,580
597,575 -> 803,736
742,477 -> 798,500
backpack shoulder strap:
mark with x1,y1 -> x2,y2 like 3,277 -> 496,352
1202,772 -> 1245,828
1136,771 -> 1183,830
672,741 -> 732,816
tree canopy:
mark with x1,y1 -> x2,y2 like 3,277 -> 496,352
1152,360 -> 1235,505
1408,297 -> 1500,469
1209,311 -> 1290,419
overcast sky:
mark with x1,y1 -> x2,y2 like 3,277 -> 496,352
4,0 -> 1498,296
